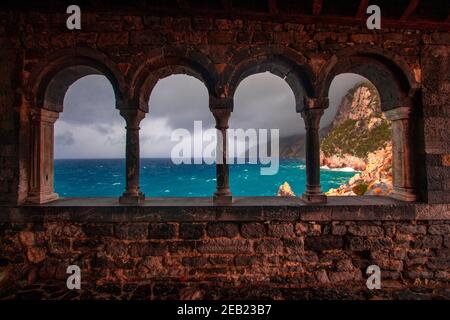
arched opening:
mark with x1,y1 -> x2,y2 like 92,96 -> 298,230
230,71 -> 304,196
321,73 -> 393,197
27,61 -> 124,204
54,75 -> 124,197
140,74 -> 215,196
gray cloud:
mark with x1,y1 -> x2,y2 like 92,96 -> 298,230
55,131 -> 75,146
55,72 -> 369,158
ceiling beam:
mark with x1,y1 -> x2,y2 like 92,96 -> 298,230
268,0 -> 278,15
356,0 -> 369,19
400,0 -> 420,21
312,0 -> 323,15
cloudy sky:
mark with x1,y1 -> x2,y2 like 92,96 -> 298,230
54,72 -> 366,159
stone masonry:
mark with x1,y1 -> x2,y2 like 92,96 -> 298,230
0,1 -> 449,299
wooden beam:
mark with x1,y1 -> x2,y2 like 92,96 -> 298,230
400,0 -> 420,20
177,0 -> 190,10
356,0 -> 369,19
312,0 -> 323,16
268,0 -> 278,15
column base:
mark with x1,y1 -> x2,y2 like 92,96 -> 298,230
27,192 -> 59,204
390,187 -> 417,202
213,193 -> 233,205
119,192 -> 145,204
301,191 -> 327,204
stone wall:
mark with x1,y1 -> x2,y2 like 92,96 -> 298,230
0,6 -> 449,300
1,202 -> 450,299
0,9 -> 448,204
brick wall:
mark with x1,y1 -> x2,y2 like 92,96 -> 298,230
1,204 -> 449,299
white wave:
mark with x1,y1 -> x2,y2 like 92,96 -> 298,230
112,182 -> 121,186
321,165 -> 358,172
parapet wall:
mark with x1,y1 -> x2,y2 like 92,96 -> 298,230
1,199 -> 449,299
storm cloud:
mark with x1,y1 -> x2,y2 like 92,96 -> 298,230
55,73 -> 366,159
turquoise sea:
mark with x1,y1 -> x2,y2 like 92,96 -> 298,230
54,159 -> 356,197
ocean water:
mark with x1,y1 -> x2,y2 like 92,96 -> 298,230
54,158 -> 356,197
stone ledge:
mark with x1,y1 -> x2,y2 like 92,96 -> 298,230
0,196 -> 449,222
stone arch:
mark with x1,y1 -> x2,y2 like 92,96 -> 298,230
129,47 -> 218,112
28,47 -> 127,112
317,46 -> 419,111
223,46 -> 315,112
317,46 -> 421,202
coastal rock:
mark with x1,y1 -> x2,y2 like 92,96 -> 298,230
326,142 -> 393,196
277,182 -> 295,197
320,82 -> 391,170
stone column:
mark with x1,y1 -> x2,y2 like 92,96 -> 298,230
119,109 -> 146,204
301,108 -> 327,203
28,108 -> 59,204
211,108 -> 232,205
385,107 -> 417,201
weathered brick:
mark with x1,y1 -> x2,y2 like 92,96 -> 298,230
206,222 -> 239,238
197,239 -> 252,254
241,223 -> 266,238
398,224 -> 427,235
268,223 -> 295,238
115,224 -> 148,240
254,239 -> 284,254
348,225 -> 384,237
428,224 -> 450,235
182,256 -> 208,267
304,236 -> 343,251
148,223 -> 176,239
332,224 -> 347,236
83,224 -> 113,237
129,242 -> 167,257
179,223 -> 205,240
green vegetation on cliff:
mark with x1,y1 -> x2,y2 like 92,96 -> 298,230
321,118 -> 391,159
320,82 -> 391,160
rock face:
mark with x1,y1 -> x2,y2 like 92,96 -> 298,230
277,181 -> 296,196
277,82 -> 393,197
320,82 -> 391,169
326,142 -> 393,196
321,82 -> 393,196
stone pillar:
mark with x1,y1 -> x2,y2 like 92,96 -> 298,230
211,108 -> 232,205
385,107 -> 417,202
301,108 -> 327,203
28,108 -> 59,204
119,109 -> 146,204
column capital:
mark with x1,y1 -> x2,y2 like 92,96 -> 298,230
209,96 -> 233,111
301,108 -> 324,130
211,108 -> 232,129
119,109 -> 146,129
385,106 -> 413,121
30,108 -> 59,124
305,97 -> 329,110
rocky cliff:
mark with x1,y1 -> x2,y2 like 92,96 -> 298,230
321,82 -> 393,196
277,82 -> 393,197
320,82 -> 391,170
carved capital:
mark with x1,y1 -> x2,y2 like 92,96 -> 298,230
120,109 -> 146,130
209,96 -> 233,111
211,108 -> 231,130
305,97 -> 329,110
301,108 -> 324,130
